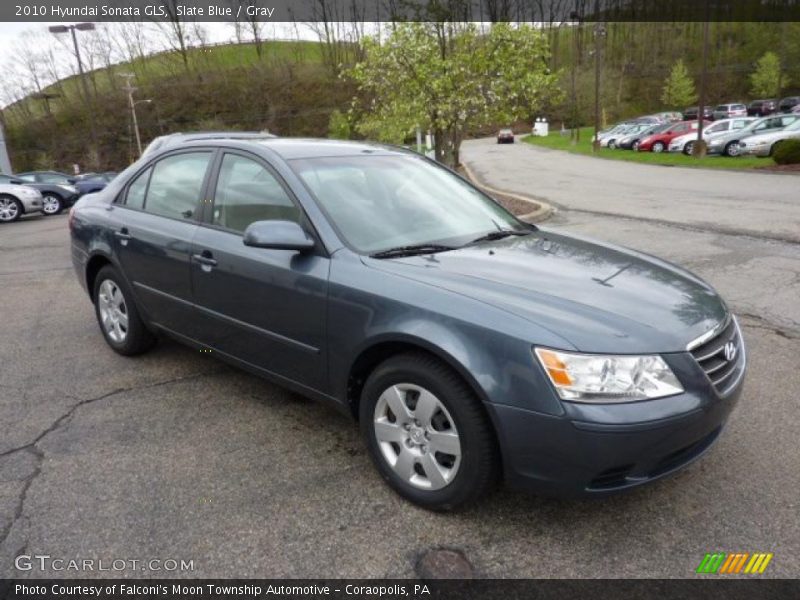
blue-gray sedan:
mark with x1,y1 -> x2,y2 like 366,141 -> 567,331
69,138 -> 745,510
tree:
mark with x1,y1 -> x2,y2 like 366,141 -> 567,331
750,51 -> 786,98
660,59 -> 696,108
347,23 -> 561,167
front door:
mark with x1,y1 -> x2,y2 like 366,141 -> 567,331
190,151 -> 329,392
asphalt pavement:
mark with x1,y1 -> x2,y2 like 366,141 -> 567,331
1,145 -> 799,578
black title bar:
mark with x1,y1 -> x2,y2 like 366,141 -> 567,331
3,0 -> 800,23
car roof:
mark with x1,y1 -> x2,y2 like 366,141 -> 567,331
171,137 -> 409,160
142,131 -> 278,156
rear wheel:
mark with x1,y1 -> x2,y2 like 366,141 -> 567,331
0,195 -> 22,223
608,139 -> 617,149
769,141 -> 783,157
724,141 -> 740,157
41,193 -> 63,216
683,141 -> 695,155
360,352 -> 498,511
93,266 -> 156,355
632,140 -> 641,151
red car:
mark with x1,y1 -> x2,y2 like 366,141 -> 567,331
637,120 -> 711,153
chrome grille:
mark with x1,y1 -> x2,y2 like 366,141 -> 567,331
688,316 -> 745,396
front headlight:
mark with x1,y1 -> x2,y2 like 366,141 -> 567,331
534,348 -> 684,403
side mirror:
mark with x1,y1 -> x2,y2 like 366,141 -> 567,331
243,220 -> 315,252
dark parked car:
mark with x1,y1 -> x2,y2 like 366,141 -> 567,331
778,96 -> 800,113
683,106 -> 715,121
0,174 -> 79,215
497,129 -> 515,144
747,99 -> 777,116
69,138 -> 745,509
72,172 -> 118,196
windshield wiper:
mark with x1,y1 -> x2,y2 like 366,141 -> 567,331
370,243 -> 456,259
467,229 -> 530,245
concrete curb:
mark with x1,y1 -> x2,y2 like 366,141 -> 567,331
461,160 -> 555,223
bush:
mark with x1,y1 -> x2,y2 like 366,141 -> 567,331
773,139 -> 800,165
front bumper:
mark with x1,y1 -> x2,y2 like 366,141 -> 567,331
489,358 -> 744,497
21,194 -> 43,214
739,143 -> 770,157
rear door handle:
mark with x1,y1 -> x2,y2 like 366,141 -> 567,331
192,251 -> 218,269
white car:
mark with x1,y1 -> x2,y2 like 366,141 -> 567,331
668,118 -> 756,154
0,183 -> 43,223
739,118 -> 800,157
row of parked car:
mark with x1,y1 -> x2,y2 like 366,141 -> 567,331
0,170 -> 116,223
685,96 -> 800,120
597,102 -> 800,158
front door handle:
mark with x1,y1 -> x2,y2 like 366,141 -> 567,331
192,251 -> 218,270
114,228 -> 132,245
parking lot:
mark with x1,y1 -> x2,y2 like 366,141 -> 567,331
1,146 -> 799,577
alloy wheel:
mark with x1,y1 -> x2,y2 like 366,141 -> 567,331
373,383 -> 461,491
0,197 -> 20,222
42,194 -> 62,215
652,142 -> 665,153
97,279 -> 129,343
725,142 -> 740,157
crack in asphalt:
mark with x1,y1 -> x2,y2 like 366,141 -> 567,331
738,313 -> 800,340
552,207 -> 800,247
0,371 -> 215,551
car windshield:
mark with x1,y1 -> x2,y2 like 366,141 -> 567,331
291,154 -> 526,254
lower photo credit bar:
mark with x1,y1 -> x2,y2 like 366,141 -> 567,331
1,580 -> 797,600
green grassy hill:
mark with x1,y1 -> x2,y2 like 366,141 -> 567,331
4,40 -> 350,172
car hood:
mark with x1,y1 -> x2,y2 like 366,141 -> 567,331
364,230 -> 727,354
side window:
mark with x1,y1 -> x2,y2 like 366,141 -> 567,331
18,174 -> 35,182
124,167 -> 151,209
143,152 -> 212,220
41,173 -> 68,183
211,154 -> 300,233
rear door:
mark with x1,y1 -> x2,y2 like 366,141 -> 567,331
110,150 -> 215,336
190,150 -> 330,391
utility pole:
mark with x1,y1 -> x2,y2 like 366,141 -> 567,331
569,12 -> 583,144
49,23 -> 98,165
693,9 -> 711,158
119,73 -> 151,157
592,0 -> 605,153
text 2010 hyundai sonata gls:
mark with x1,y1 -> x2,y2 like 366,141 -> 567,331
69,138 -> 745,510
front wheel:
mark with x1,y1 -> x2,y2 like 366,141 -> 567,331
41,193 -> 63,216
683,141 -> 695,155
360,353 -> 498,511
608,139 -> 617,149
93,266 -> 156,355
632,140 -> 641,151
652,141 -> 665,153
724,141 -> 741,157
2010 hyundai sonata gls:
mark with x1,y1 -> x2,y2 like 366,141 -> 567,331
70,138 -> 745,510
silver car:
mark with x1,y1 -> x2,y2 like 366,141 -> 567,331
739,118 -> 800,157
706,114 -> 800,156
0,183 -> 43,223
667,117 -> 755,154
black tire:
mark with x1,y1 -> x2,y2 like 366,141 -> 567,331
632,140 -> 640,151
652,141 -> 665,153
683,141 -> 695,156
0,194 -> 22,223
41,193 -> 63,216
92,265 -> 156,356
769,141 -> 783,157
724,141 -> 740,157
360,352 -> 499,511
608,139 -> 616,149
